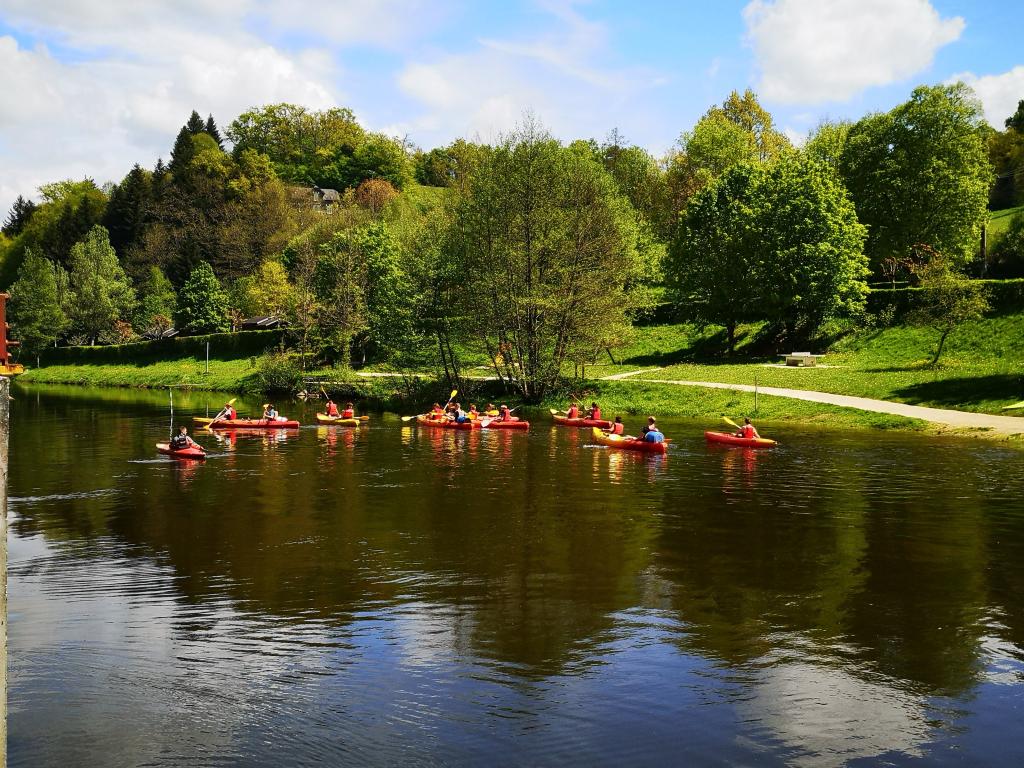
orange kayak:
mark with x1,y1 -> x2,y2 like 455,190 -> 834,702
704,431 -> 776,448
553,414 -> 612,429
416,415 -> 480,430
156,442 -> 207,460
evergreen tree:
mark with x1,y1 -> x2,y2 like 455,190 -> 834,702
2,195 -> 38,236
1006,100 -> 1024,132
9,248 -> 69,353
174,261 -> 230,333
205,114 -> 224,149
67,226 -> 137,344
186,110 -> 205,134
103,164 -> 153,257
168,127 -> 196,175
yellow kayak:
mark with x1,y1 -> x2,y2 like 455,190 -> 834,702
315,414 -> 370,426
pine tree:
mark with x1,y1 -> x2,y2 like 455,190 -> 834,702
186,110 -> 205,134
2,195 -> 38,236
174,261 -> 230,333
103,164 -> 153,257
205,114 -> 224,149
168,127 -> 196,175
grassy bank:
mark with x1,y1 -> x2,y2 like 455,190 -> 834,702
584,314 -> 1024,416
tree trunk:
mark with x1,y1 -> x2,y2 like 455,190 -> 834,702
726,322 -> 736,355
931,327 -> 951,367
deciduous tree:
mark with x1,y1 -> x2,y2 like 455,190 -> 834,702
174,261 -> 230,334
8,249 -> 68,353
66,226 -> 136,344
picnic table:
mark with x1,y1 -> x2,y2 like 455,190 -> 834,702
780,352 -> 823,367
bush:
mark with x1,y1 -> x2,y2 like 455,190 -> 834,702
248,349 -> 302,394
990,214 -> 1024,278
866,279 -> 1024,317
39,329 -> 285,365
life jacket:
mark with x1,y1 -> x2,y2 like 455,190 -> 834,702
500,408 -> 513,422
171,434 -> 188,449
566,405 -> 579,419
226,407 -> 237,420
644,430 -> 664,443
611,422 -> 624,435
590,407 -> 601,420
326,402 -> 340,417
741,424 -> 755,439
342,408 -> 354,418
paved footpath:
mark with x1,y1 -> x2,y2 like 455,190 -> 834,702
603,369 -> 1024,436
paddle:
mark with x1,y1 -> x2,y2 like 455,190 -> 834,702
207,397 -> 238,429
721,415 -> 741,430
402,389 -> 458,422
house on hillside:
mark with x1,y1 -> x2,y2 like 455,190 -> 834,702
312,185 -> 341,208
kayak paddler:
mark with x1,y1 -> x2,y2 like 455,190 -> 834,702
450,402 -> 469,424
341,402 -> 355,419
735,418 -> 760,440
263,403 -> 278,420
587,402 -> 602,421
223,401 -> 237,420
603,416 -> 625,436
498,404 -> 514,422
170,426 -> 200,451
639,416 -> 664,443
325,399 -> 340,418
430,402 -> 444,420
468,404 -> 479,419
566,402 -> 580,419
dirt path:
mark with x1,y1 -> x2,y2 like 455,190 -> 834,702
604,369 -> 1024,435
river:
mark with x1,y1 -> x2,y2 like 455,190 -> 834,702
7,384 -> 1024,766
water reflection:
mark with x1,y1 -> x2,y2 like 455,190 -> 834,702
8,384 -> 1024,766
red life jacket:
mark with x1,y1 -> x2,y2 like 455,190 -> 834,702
326,402 -> 340,417
567,405 -> 579,419
226,407 -> 237,420
741,424 -> 755,439
341,408 -> 354,418
591,407 -> 601,420
611,422 -> 624,435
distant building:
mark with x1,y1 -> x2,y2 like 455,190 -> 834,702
240,316 -> 285,331
312,185 -> 341,208
142,327 -> 179,340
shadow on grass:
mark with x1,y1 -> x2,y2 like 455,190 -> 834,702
623,327 -> 773,366
892,374 -> 1024,408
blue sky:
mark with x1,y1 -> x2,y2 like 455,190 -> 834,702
1,0 -> 1022,213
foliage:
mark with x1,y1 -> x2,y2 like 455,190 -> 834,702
175,261 -> 230,334
135,266 -> 177,334
907,258 -> 990,365
413,139 -> 489,192
354,178 -> 398,214
448,119 -> 641,399
9,248 -> 69,353
989,213 -> 1024,278
840,83 -> 992,271
3,195 -> 38,236
1007,100 -> 1024,132
103,164 -> 153,260
66,225 -> 137,344
803,121 -> 850,172
231,259 -> 294,319
667,157 -> 868,350
249,349 -> 302,394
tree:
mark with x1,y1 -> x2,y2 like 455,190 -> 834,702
840,83 -> 992,271
185,110 -> 206,134
1006,100 -> 1024,132
168,126 -> 196,176
135,266 -> 176,334
751,156 -> 869,336
803,120 -> 851,172
312,234 -> 367,366
908,258 -> 989,366
354,222 -> 412,362
718,89 -> 790,163
354,178 -> 398,214
448,119 -> 640,399
66,226 -> 137,344
3,195 -> 38,236
989,213 -> 1024,278
102,164 -> 153,259
231,259 -> 293,319
174,261 -> 230,334
8,249 -> 68,353
204,114 -> 224,148
666,164 -> 762,353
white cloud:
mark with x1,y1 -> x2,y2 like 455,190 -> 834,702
394,2 -> 668,150
743,0 -> 964,104
952,66 -> 1024,127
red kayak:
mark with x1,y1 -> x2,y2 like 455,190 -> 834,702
193,416 -> 300,429
552,413 -> 613,429
482,418 -> 530,430
416,415 -> 480,430
156,442 -> 207,460
704,431 -> 777,448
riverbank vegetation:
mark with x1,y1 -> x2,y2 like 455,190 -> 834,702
5,86 -> 1024,430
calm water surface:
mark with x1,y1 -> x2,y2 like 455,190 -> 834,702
8,384 -> 1024,766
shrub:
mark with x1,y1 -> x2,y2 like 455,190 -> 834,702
248,349 -> 302,394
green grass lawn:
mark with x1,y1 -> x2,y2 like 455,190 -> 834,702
20,357 -> 257,391
989,205 -> 1024,244
585,314 -> 1024,415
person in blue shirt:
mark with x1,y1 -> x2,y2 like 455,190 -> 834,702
641,416 -> 664,443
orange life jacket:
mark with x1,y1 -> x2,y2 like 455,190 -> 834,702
342,408 -> 354,418
326,402 -> 339,417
